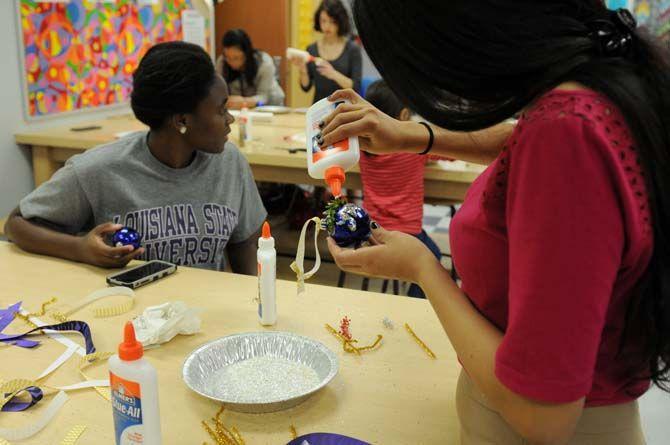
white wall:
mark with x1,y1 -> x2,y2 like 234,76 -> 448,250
0,1 -> 130,218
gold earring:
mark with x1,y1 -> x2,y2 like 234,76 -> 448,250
179,126 -> 187,134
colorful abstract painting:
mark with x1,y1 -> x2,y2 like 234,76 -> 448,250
18,0 -> 210,118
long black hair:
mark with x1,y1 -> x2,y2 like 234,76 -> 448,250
221,29 -> 259,87
131,41 -> 216,129
354,0 -> 670,391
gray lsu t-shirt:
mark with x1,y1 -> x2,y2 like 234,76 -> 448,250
19,131 -> 267,271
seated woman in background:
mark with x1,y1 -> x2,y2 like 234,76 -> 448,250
4,41 -> 266,274
216,28 -> 285,108
360,80 -> 442,298
289,0 -> 362,103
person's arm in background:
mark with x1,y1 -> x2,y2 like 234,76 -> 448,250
319,89 -> 514,165
5,209 -> 143,268
5,161 -> 144,267
227,227 -> 261,275
291,46 -> 315,92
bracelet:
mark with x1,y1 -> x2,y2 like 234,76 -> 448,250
418,122 -> 434,155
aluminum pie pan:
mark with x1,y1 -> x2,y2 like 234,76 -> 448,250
182,331 -> 339,413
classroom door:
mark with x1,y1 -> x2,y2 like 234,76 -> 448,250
215,0 -> 290,93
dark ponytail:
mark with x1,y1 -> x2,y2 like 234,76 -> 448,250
354,0 -> 670,391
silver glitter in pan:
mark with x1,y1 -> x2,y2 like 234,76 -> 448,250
182,331 -> 339,413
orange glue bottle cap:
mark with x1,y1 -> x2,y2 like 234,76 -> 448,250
262,221 -> 272,239
118,321 -> 143,361
325,166 -> 345,197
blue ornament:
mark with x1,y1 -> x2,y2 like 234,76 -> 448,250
323,199 -> 371,248
112,227 -> 142,249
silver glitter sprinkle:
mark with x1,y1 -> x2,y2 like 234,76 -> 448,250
208,356 -> 320,402
383,317 -> 395,329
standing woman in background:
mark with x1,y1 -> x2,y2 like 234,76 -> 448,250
320,1 -> 670,443
290,0 -> 362,103
216,29 -> 285,108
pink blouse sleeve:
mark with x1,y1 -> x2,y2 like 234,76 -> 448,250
495,115 -> 625,403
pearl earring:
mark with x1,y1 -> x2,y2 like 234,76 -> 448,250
179,126 -> 187,134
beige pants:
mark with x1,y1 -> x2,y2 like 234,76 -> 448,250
456,370 -> 646,445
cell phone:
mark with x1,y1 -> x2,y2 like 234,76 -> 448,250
106,261 -> 177,289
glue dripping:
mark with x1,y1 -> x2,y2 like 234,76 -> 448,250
109,322 -> 162,445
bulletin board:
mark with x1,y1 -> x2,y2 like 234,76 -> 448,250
607,0 -> 670,42
15,0 -> 214,120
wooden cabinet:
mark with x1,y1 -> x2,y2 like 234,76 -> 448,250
214,0 -> 290,92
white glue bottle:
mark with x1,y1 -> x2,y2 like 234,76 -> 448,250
286,47 -> 317,64
257,221 -> 277,326
306,97 -> 360,197
109,322 -> 162,445
238,105 -> 252,146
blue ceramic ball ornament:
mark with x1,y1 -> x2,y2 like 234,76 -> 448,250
112,227 -> 142,249
322,198 -> 371,248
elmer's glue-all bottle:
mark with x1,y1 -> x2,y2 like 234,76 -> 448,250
286,47 -> 317,64
109,322 -> 162,445
306,97 -> 360,197
257,221 -> 277,326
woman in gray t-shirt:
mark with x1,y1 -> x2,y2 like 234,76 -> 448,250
216,29 -> 285,107
290,0 -> 362,103
5,42 -> 267,273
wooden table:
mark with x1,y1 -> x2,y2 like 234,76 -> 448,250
14,113 -> 482,204
0,242 -> 460,444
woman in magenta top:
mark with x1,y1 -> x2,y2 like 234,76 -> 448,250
318,1 -> 670,443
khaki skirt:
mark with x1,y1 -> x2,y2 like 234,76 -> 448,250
456,370 -> 646,445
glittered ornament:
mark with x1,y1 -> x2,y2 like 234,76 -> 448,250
111,227 -> 142,249
322,198 -> 371,248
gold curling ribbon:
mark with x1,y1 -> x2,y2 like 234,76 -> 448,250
27,298 -> 58,317
201,406 -> 245,445
14,312 -> 38,329
404,323 -> 437,359
60,424 -> 87,445
290,425 -> 298,439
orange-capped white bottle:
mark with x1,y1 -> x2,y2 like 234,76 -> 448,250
109,322 -> 162,445
257,221 -> 277,326
306,97 -> 360,197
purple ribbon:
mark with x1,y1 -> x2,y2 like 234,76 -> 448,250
0,302 -> 39,348
0,320 -> 96,354
2,386 -> 43,412
286,433 -> 371,445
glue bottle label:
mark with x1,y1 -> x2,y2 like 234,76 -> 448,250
111,372 -> 144,444
310,101 -> 350,163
